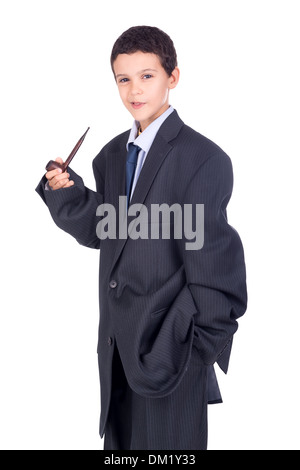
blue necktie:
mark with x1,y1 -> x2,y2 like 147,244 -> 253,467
126,143 -> 141,208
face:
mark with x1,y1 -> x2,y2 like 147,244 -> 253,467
113,52 -> 179,130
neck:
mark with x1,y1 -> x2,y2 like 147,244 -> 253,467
139,103 -> 170,131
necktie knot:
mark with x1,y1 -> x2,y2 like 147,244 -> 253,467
127,143 -> 141,164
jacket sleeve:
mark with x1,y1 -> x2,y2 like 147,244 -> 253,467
35,162 -> 104,249
174,151 -> 247,373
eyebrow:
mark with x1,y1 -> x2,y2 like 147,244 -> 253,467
115,68 -> 158,79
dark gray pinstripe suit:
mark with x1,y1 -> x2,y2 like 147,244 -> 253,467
36,110 -> 247,450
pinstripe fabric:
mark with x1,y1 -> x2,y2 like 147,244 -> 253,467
104,345 -> 208,450
36,110 -> 247,448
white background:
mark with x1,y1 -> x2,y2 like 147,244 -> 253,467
0,0 -> 299,450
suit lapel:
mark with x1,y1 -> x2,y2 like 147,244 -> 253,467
109,110 -> 184,272
130,135 -> 172,208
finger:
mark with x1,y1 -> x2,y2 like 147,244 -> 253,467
48,172 -> 70,185
51,180 -> 68,190
64,180 -> 75,188
49,175 -> 69,189
45,158 -> 64,180
46,167 -> 63,181
56,180 -> 74,190
52,172 -> 70,182
48,174 -> 70,190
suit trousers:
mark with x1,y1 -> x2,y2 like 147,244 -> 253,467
103,345 -> 208,450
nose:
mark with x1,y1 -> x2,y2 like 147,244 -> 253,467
129,80 -> 143,97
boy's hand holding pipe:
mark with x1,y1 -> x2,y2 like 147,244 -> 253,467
46,157 -> 74,190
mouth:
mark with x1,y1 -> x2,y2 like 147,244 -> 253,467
131,102 -> 145,110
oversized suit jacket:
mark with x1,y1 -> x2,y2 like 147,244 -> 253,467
36,110 -> 247,437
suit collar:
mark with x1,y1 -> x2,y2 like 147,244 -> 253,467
127,105 -> 175,153
130,110 -> 184,207
156,109 -> 184,143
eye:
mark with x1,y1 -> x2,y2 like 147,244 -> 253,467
119,78 -> 129,84
142,74 -> 153,79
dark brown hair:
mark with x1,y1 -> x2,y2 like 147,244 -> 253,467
110,26 -> 178,77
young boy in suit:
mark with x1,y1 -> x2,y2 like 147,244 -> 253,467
36,26 -> 247,450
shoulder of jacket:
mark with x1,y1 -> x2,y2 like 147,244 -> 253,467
176,124 -> 232,169
179,124 -> 224,152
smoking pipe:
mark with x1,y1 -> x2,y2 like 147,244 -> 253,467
45,127 -> 90,172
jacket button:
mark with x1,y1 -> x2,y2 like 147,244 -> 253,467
108,337 -> 113,346
109,280 -> 118,289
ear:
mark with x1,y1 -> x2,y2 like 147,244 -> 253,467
168,67 -> 180,89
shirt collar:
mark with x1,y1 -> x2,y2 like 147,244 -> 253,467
126,105 -> 174,153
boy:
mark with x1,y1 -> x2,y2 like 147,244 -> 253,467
36,26 -> 247,450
